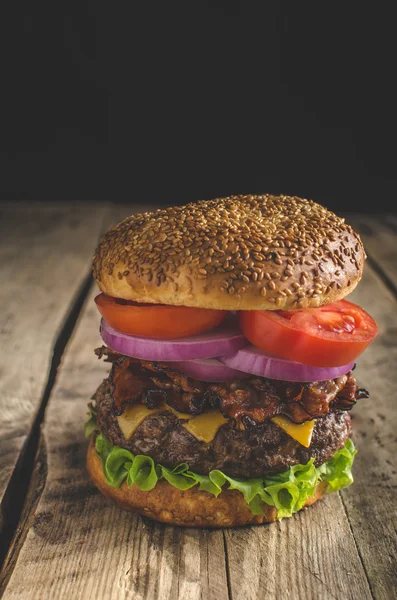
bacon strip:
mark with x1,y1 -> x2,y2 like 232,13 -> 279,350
95,346 -> 364,426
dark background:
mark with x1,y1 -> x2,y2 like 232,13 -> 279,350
1,2 -> 396,213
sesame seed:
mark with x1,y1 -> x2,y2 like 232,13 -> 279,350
92,194 -> 364,306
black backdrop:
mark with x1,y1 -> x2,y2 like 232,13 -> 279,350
1,2 -> 396,213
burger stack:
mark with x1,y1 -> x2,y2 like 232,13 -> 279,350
85,195 -> 377,527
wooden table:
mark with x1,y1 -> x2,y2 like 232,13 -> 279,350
0,201 -> 396,600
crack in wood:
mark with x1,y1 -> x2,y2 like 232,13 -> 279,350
300,564 -> 340,600
350,214 -> 397,301
0,272 -> 93,587
339,492 -> 376,600
0,436 -> 47,596
222,530 -> 232,600
366,254 -> 397,301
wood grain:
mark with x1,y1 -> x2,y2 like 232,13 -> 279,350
2,285 -> 229,600
338,215 -> 397,600
349,213 -> 397,288
0,201 -> 106,536
0,436 -> 46,593
223,216 -> 397,600
2,210 -> 396,599
225,495 -> 372,600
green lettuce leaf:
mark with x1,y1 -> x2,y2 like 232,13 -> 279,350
105,447 -> 134,488
128,455 -> 159,491
91,429 -> 357,520
94,433 -> 112,469
321,437 -> 357,492
84,403 -> 99,439
159,464 -> 198,490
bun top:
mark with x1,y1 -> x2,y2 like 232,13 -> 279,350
92,194 -> 365,310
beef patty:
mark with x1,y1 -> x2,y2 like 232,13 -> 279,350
93,380 -> 352,478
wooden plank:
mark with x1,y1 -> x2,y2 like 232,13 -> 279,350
3,210 -> 396,599
0,201 -> 106,535
224,224 -> 397,599
2,283 -> 229,600
338,217 -> 397,600
225,495 -> 372,600
0,436 -> 46,592
348,213 -> 397,289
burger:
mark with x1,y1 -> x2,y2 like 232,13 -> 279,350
85,194 -> 378,527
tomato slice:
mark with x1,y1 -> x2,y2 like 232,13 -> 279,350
95,294 -> 227,339
239,300 -> 378,367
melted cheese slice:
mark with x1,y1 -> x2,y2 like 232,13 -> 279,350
117,402 -> 228,444
117,404 -> 314,447
183,410 -> 228,443
166,406 -> 192,420
117,404 -> 165,440
117,403 -> 195,440
271,415 -> 315,448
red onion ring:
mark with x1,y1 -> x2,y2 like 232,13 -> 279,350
220,345 -> 354,382
100,318 -> 247,361
171,358 -> 249,382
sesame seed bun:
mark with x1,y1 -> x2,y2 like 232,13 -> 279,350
87,440 -> 328,527
92,195 -> 365,310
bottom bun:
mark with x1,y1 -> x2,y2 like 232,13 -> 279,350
87,440 -> 328,528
